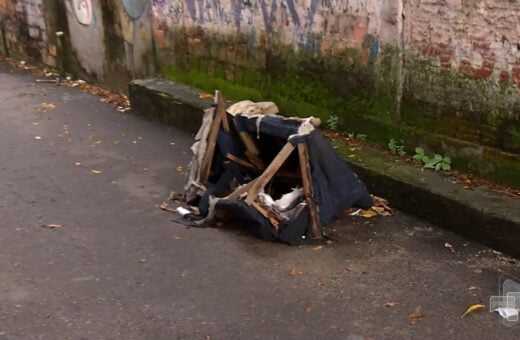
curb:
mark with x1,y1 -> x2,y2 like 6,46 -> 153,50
129,77 -> 520,258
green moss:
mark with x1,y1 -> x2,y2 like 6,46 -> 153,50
161,64 -> 263,101
157,28 -> 519,187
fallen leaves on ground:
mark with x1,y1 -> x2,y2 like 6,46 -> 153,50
176,166 -> 184,173
461,303 -> 486,318
446,171 -> 520,199
41,224 -> 62,229
38,102 -> 57,113
91,169 -> 102,174
344,195 -> 393,218
372,196 -> 393,216
409,310 -> 426,325
288,267 -> 299,277
385,302 -> 398,307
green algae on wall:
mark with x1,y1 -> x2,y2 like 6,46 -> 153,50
157,28 -> 519,187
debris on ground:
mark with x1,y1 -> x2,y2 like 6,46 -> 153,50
444,242 -> 456,253
461,303 -> 486,318
0,56 -> 130,114
165,91 -> 372,244
38,102 -> 57,113
409,310 -> 426,325
159,202 -> 177,213
41,224 -> 62,229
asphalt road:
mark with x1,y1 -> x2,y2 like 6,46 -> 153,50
1,61 -> 519,340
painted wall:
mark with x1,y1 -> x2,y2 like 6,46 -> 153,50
0,0 -> 155,91
0,0 -> 518,182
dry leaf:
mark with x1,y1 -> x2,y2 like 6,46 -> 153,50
385,302 -> 398,307
199,92 -> 213,99
138,257 -> 147,263
41,224 -> 62,229
176,166 -> 184,173
91,169 -> 102,174
289,267 -> 298,277
461,303 -> 485,318
359,209 -> 377,218
75,162 -> 81,166
409,310 -> 426,325
312,245 -> 323,251
304,306 -> 312,313
468,286 -> 480,291
39,102 -> 56,112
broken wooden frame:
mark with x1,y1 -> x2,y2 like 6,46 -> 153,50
197,91 -> 323,240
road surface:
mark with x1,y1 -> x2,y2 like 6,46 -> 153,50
1,61 -> 519,339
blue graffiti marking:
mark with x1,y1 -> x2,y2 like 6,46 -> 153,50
285,0 -> 300,27
185,0 -> 197,21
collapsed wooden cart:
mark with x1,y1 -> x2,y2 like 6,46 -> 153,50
179,91 -> 372,244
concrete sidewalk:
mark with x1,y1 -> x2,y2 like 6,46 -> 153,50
1,61 -> 520,339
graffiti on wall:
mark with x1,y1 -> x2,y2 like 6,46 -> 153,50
151,0 -> 375,52
123,0 -> 148,19
72,0 -> 93,25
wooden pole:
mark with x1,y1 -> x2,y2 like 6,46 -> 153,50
297,143 -> 322,240
244,142 -> 295,205
199,91 -> 227,184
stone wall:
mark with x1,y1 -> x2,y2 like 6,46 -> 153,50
0,0 -> 57,66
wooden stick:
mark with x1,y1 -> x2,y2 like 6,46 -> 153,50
200,91 -> 226,184
245,142 -> 295,205
297,143 -> 322,240
225,153 -> 255,169
215,91 -> 230,132
226,179 -> 258,199
251,201 -> 279,230
233,119 -> 265,169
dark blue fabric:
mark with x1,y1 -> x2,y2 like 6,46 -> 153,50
305,131 -> 372,224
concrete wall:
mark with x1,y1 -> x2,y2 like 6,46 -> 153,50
0,0 -> 155,91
